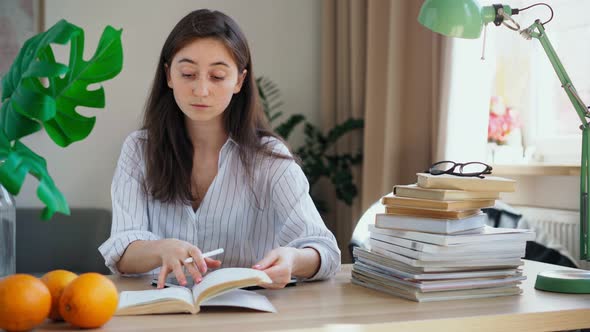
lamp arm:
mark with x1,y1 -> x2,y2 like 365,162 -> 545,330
524,19 -> 590,261
583,126 -> 589,261
523,20 -> 589,124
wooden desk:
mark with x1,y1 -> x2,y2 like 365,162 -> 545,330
36,260 -> 590,332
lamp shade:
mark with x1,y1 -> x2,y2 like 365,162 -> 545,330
418,0 -> 484,39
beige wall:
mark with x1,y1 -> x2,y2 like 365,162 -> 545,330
501,175 -> 578,211
16,0 -> 321,210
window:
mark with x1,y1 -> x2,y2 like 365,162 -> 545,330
489,0 -> 590,164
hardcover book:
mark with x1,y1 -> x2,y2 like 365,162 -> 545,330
381,195 -> 495,211
384,206 -> 481,220
416,173 -> 516,192
393,184 -> 501,201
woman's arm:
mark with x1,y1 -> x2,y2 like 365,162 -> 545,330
292,247 -> 321,278
99,133 -> 161,274
116,240 -> 166,274
254,144 -> 341,287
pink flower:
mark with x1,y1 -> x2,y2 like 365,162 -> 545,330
488,97 -> 520,144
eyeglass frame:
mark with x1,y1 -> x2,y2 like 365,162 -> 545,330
425,160 -> 493,179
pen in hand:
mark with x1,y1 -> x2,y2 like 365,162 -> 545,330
184,248 -> 224,264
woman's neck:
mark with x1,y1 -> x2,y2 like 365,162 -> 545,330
185,117 -> 228,153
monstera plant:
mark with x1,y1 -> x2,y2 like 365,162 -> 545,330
0,19 -> 123,220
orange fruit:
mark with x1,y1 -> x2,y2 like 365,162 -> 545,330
59,273 -> 118,328
41,269 -> 78,320
0,274 -> 51,332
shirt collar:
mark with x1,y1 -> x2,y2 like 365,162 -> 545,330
218,136 -> 237,168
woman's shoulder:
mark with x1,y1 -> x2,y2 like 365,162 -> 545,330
125,129 -> 147,143
119,130 -> 147,164
123,130 -> 147,147
256,135 -> 304,180
259,135 -> 292,157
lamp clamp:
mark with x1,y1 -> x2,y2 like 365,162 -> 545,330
492,4 -> 505,26
520,28 -> 533,40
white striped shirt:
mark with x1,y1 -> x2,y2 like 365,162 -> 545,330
98,130 -> 341,280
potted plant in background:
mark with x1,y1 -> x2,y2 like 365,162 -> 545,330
257,76 -> 364,213
0,19 -> 123,277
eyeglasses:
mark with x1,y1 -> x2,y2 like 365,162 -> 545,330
425,161 -> 492,178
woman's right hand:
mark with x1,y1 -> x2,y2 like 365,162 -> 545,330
156,239 -> 221,288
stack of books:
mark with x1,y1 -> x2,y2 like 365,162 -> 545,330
351,172 -> 536,302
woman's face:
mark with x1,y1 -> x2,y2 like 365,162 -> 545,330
166,38 -> 246,124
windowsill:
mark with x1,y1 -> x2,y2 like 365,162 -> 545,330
491,163 -> 580,176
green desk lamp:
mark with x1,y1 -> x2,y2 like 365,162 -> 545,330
418,0 -> 590,293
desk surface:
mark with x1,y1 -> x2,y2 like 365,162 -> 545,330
36,260 -> 590,332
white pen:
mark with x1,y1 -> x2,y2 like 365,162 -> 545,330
184,248 -> 224,264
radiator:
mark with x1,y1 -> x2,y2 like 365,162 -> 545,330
515,206 -> 589,270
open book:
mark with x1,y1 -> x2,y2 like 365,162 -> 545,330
116,268 -> 274,315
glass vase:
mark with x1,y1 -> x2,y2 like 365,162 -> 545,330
0,185 -> 15,277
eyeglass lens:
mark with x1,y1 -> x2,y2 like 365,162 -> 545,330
460,162 -> 489,175
430,161 -> 456,175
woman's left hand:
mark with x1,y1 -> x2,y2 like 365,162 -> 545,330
252,247 -> 297,289
253,247 -> 320,289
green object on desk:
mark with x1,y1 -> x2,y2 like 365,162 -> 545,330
418,0 -> 590,294
535,270 -> 590,294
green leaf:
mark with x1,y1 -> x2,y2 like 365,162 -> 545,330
0,19 -> 123,147
0,139 -> 69,220
0,100 -> 41,141
269,111 -> 283,122
0,129 -> 10,159
1,20 -> 79,139
257,76 -> 287,126
326,118 -> 364,144
276,114 -> 305,140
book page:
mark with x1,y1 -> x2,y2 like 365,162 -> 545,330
192,268 -> 272,305
118,287 -> 194,310
201,289 -> 277,313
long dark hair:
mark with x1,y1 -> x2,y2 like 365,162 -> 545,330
142,9 -> 289,204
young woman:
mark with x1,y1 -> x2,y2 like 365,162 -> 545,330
99,9 -> 340,289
